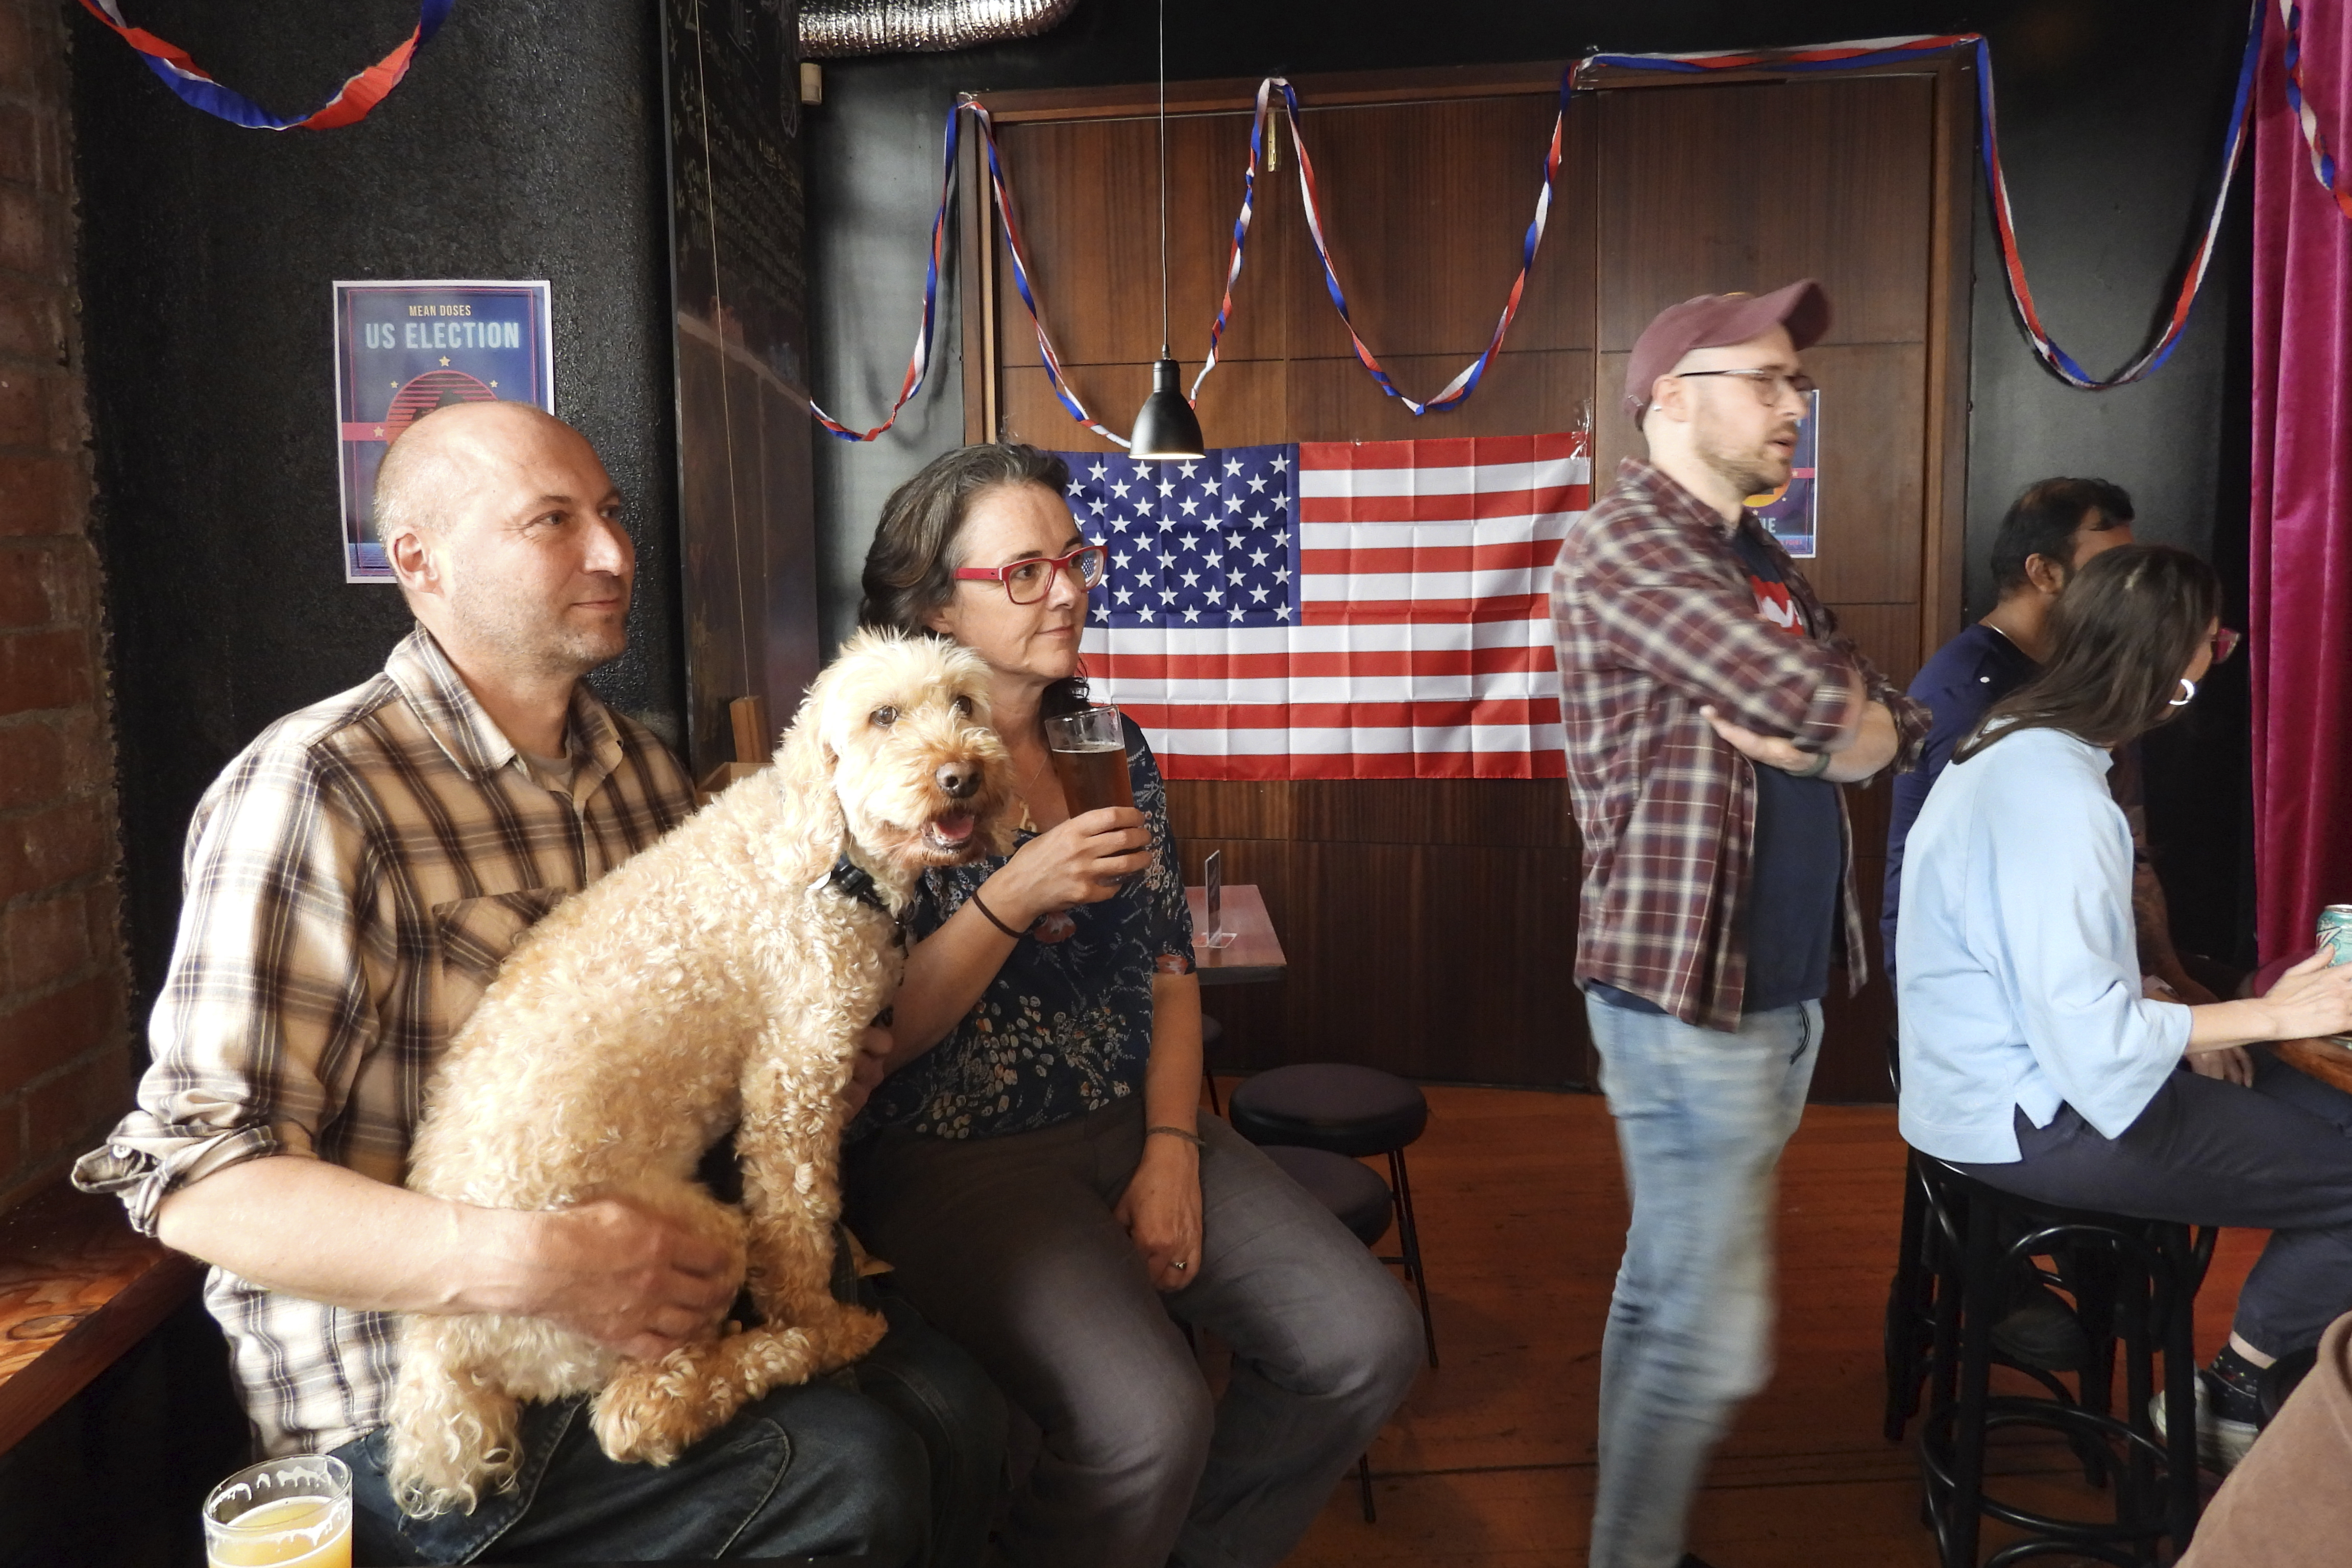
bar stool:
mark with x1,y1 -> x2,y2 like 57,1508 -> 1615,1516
1200,1014 -> 1224,1115
1260,1143 -> 1393,1523
1910,1157 -> 2206,1567
1228,1064 -> 1437,1366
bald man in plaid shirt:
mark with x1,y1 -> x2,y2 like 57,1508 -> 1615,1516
76,402 -> 1001,1565
1551,283 -> 1928,1568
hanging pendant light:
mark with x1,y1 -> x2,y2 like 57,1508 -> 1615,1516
1130,0 -> 1205,461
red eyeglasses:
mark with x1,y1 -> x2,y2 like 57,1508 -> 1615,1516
952,544 -> 1108,605
2212,627 -> 2242,665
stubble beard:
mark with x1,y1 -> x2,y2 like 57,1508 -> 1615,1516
445,569 -> 629,681
1697,419 -> 1797,506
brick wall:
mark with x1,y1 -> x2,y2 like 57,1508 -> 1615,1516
0,0 -> 127,1214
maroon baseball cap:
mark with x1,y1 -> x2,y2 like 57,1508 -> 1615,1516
1623,279 -> 1831,428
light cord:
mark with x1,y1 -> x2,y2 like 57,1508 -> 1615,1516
1157,0 -> 1170,358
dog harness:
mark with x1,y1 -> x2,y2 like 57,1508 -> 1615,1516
815,852 -> 909,948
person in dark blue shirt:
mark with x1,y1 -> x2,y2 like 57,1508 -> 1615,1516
1883,476 -> 2218,1025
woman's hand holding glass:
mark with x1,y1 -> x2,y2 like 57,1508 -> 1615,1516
987,807 -> 1152,924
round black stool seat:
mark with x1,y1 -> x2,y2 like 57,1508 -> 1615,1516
1910,1157 -> 2209,1566
1228,1064 -> 1428,1157
1261,1145 -> 1392,1247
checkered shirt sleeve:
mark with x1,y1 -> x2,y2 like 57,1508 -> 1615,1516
71,628 -> 693,1456
1551,459 -> 1928,1031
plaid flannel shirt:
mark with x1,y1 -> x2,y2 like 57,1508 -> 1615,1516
73,628 -> 692,1456
1551,459 -> 1929,1032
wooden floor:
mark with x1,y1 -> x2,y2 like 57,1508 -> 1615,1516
1255,1084 -> 2261,1567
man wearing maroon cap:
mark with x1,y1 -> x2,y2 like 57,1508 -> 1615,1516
1550,281 -> 1929,1568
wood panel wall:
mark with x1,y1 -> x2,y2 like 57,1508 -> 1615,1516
960,60 -> 1972,1099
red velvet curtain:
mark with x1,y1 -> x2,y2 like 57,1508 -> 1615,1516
2251,6 -> 2352,960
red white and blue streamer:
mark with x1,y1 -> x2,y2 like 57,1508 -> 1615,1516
814,96 -> 1131,446
1580,18 -> 2264,390
808,100 -> 962,442
1255,72 -> 1571,415
827,17 -> 2271,440
77,1 -> 452,131
2279,0 -> 2352,220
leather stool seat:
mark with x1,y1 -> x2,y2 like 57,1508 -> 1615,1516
1262,1145 -> 1391,1247
1228,1064 -> 1428,1157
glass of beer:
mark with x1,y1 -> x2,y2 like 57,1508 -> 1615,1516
204,1454 -> 352,1568
1045,704 -> 1135,816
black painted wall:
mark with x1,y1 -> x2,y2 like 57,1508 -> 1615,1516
75,1 -> 687,1003
804,0 -> 2260,966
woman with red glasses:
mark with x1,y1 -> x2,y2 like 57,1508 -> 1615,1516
842,443 -> 1420,1568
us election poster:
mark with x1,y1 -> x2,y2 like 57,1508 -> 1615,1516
333,280 -> 555,582
1746,387 -> 1820,559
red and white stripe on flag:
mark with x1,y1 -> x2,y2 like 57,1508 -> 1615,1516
1079,432 -> 1589,780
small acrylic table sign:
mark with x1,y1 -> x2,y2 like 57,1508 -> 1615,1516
1202,851 -> 1234,949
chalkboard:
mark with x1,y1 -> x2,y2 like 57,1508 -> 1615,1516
662,0 -> 821,778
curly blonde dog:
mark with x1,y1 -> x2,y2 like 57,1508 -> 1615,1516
386,629 -> 1015,1517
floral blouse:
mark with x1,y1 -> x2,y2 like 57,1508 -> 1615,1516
863,716 -> 1196,1140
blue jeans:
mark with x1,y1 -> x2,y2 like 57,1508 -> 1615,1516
339,1294 -> 1002,1564
1584,995 -> 1821,1568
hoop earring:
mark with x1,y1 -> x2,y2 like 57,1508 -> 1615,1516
2169,677 -> 2197,707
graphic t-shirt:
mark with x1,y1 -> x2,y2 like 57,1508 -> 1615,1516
1588,517 -> 1843,1018
1727,522 -> 1844,1012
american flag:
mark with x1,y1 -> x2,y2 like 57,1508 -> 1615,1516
1061,432 -> 1590,780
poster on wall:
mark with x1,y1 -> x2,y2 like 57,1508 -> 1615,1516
1747,388 -> 1820,558
332,280 -> 555,582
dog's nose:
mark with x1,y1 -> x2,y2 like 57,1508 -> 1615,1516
935,762 -> 979,800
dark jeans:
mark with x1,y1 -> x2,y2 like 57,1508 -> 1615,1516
339,1295 -> 1003,1565
1955,1050 -> 2352,1357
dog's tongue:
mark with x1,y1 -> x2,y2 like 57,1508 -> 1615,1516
932,812 -> 975,844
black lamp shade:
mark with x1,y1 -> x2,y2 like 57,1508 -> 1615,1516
1131,357 -> 1206,460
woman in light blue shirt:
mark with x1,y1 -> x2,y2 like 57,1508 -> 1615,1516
1897,545 -> 2352,1470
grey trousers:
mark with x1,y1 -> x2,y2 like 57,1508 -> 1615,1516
1955,1050 -> 2352,1357
845,1097 -> 1424,1568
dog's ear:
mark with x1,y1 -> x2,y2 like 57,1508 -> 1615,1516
771,679 -> 846,860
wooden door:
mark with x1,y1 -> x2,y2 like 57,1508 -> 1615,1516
961,60 -> 1969,1100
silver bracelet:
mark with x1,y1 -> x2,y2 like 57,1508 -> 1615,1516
1146,1124 -> 1206,1147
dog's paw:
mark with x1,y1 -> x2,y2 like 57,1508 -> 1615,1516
815,1301 -> 889,1369
591,1350 -> 726,1468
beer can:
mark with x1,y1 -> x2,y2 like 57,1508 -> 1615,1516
2320,906 -> 2352,1050
2322,904 -> 2352,967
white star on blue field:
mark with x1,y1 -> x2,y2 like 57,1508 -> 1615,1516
1058,445 -> 1305,628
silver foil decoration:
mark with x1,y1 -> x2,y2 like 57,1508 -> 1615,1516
797,0 -> 1082,57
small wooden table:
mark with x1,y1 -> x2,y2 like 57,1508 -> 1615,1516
1186,884 -> 1286,987
0,1181 -> 202,1454
2244,947 -> 2352,1095
2279,1037 -> 2352,1096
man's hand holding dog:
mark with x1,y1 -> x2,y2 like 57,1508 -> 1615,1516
507,1197 -> 740,1362
154,1157 -> 738,1365
842,1025 -> 894,1116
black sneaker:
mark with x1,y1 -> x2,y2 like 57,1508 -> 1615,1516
1990,1283 -> 2090,1371
2149,1369 -> 2260,1473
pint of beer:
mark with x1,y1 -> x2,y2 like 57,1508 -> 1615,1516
204,1455 -> 352,1568
1045,704 -> 1135,816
